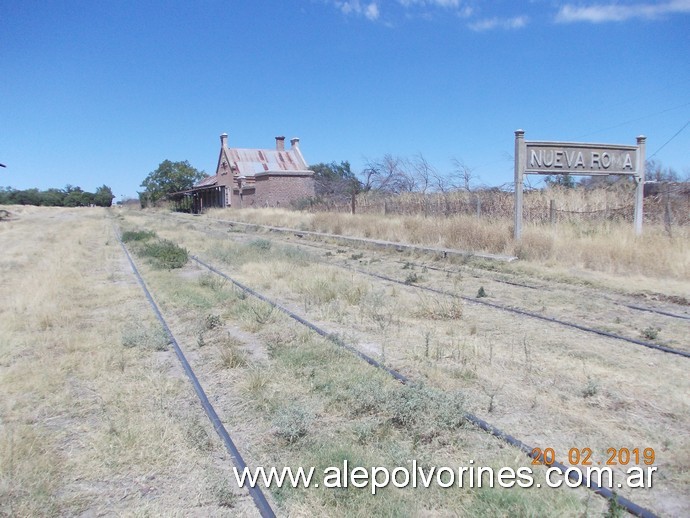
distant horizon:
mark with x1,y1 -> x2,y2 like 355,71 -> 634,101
2,1 -> 689,200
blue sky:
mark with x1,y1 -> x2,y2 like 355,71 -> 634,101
2,0 -> 689,200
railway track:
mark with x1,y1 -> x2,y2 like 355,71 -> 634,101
175,213 -> 689,321
115,220 -> 661,516
158,213 -> 690,357
263,229 -> 690,323
116,227 -> 276,518
190,254 -> 658,518
122,211 -> 689,515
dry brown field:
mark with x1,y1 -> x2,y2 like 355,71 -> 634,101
1,205 -> 688,517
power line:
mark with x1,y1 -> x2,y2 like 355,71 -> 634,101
576,101 -> 690,139
648,119 -> 690,160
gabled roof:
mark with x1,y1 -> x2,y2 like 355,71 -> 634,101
223,147 -> 310,176
190,134 -> 313,191
215,134 -> 311,179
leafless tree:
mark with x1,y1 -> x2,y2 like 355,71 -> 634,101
431,157 -> 476,193
362,154 -> 416,194
410,153 -> 436,194
451,157 -> 475,192
646,159 -> 679,182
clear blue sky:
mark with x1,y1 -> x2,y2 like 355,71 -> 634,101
2,0 -> 689,200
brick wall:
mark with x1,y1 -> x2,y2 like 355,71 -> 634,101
229,173 -> 314,208
253,173 -> 315,207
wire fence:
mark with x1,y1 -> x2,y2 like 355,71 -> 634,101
308,186 -> 689,227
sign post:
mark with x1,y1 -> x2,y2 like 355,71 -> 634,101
514,130 -> 525,241
513,131 -> 645,241
634,135 -> 646,236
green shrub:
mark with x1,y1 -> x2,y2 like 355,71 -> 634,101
385,385 -> 465,439
641,326 -> 660,340
140,239 -> 188,269
121,229 -> 157,242
121,323 -> 169,351
205,314 -> 222,330
404,272 -> 419,285
345,379 -> 465,441
249,238 -> 272,251
273,405 -> 311,443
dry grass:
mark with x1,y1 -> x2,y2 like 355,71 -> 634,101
0,207 -> 256,516
124,208 -> 689,516
120,252 -> 591,517
206,206 -> 689,281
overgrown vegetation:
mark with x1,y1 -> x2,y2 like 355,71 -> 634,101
56,207 -> 687,516
121,229 -> 157,242
140,239 -> 188,269
121,322 -> 169,351
0,208 -> 244,516
0,184 -> 115,207
210,205 -> 689,280
123,228 -> 188,269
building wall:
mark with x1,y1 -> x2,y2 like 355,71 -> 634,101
232,187 -> 256,208
253,174 -> 315,207
228,173 -> 314,208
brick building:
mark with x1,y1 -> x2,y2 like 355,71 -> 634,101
179,133 -> 315,213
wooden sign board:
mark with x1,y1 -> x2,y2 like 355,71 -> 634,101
526,142 -> 637,176
513,131 -> 646,240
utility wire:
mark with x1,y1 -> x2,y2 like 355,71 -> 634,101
648,119 -> 690,160
576,101 -> 690,139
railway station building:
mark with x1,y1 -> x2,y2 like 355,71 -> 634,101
173,133 -> 315,213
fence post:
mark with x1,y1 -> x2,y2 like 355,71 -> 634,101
664,183 -> 673,236
476,196 -> 481,218
549,199 -> 556,225
350,192 -> 356,215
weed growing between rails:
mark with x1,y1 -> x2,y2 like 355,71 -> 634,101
0,208 -> 254,516
128,257 -> 592,516
132,213 -> 686,508
121,227 -> 189,269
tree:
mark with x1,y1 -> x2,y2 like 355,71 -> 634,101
93,185 -> 115,207
0,187 -> 17,204
0,184 -> 114,207
39,188 -> 66,206
139,160 -> 207,206
451,158 -> 475,192
433,158 -> 476,193
309,161 -> 361,201
646,159 -> 679,182
15,188 -> 41,205
63,186 -> 91,207
361,154 -> 415,194
545,173 -> 575,189
410,154 -> 436,194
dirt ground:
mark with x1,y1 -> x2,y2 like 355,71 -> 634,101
1,206 -> 688,517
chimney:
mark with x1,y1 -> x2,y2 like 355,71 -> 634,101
275,136 -> 285,151
290,137 -> 300,149
220,133 -> 228,148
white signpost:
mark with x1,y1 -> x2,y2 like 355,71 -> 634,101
513,130 -> 646,240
